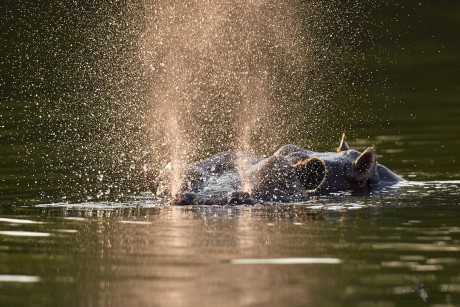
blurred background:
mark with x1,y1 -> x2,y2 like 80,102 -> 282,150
1,0 -> 459,205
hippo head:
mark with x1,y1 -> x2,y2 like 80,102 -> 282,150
280,134 -> 378,194
157,133 -> 400,205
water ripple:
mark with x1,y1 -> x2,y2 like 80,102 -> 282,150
0,218 -> 43,224
0,275 -> 41,283
231,258 -> 343,265
372,243 -> 460,252
0,231 -> 51,237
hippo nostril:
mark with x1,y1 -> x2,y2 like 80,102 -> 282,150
294,158 -> 326,190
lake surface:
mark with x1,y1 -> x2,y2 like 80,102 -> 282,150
1,1 -> 460,306
1,181 -> 460,307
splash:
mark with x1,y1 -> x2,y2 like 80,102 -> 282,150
140,0 -> 314,195
4,0 -> 375,203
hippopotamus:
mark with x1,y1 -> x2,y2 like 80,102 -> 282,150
156,134 -> 404,205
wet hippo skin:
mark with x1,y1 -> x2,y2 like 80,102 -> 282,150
156,134 -> 404,205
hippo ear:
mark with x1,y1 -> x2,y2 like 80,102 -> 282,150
337,132 -> 350,152
347,147 -> 377,183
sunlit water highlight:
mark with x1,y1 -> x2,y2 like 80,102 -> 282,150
0,275 -> 41,283
231,257 -> 343,264
0,231 -> 51,237
1,180 -> 460,306
0,218 -> 43,224
34,180 -> 460,210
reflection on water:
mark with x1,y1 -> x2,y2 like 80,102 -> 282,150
1,0 -> 460,306
0,275 -> 41,283
231,258 -> 343,264
0,231 -> 51,237
0,181 -> 460,306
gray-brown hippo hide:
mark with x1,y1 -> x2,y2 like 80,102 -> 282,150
156,135 -> 404,205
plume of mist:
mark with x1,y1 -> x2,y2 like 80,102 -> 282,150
140,0 -> 316,194
3,0 -> 377,201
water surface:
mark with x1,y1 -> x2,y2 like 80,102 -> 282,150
0,181 -> 459,306
1,1 -> 460,306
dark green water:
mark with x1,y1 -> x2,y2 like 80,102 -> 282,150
1,1 -> 460,306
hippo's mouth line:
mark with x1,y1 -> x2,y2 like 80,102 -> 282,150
171,190 -> 256,206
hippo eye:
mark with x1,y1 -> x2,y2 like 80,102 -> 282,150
295,158 -> 326,190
